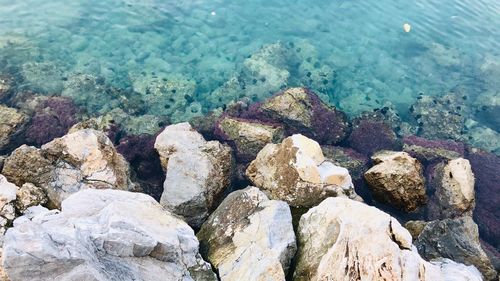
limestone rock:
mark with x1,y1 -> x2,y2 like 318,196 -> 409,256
403,135 -> 465,164
2,129 -> 135,208
2,189 -> 216,281
0,105 -> 27,153
214,116 -> 285,162
321,145 -> 369,181
240,87 -> 349,145
14,183 -> 47,214
415,216 -> 497,280
154,123 -> 233,228
364,151 -> 427,212
198,187 -> 296,281
246,134 -> 358,208
427,158 -> 475,219
0,175 -> 16,240
294,197 -> 483,281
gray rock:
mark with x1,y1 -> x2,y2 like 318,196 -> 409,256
415,216 -> 497,280
294,197 -> 483,281
154,123 -> 234,228
364,151 -> 427,212
2,189 -> 216,281
15,183 -> 47,214
198,186 -> 296,281
0,175 -> 16,240
2,129 -> 136,209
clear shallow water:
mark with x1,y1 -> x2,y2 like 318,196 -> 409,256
0,0 -> 499,127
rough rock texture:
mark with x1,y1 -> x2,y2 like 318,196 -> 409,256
2,189 -> 216,281
197,187 -> 296,281
415,216 -> 497,280
403,135 -> 465,164
468,149 -> 500,249
0,175 -> 16,239
294,197 -> 482,281
246,134 -> 358,208
2,129 -> 135,208
154,123 -> 233,228
0,105 -> 27,153
321,145 -> 369,181
14,183 -> 47,215
404,220 -> 428,240
240,87 -> 350,145
0,74 -> 12,100
214,116 -> 285,162
348,117 -> 401,155
427,158 -> 475,220
364,151 -> 427,212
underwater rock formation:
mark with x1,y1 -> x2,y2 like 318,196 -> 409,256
246,134 -> 358,208
25,96 -> 80,146
1,129 -> 135,208
403,135 -> 466,164
364,151 -> 427,212
154,123 -> 233,228
426,158 -> 475,220
2,189 -> 217,281
415,216 -> 497,280
294,197 -> 483,281
197,187 -> 296,281
240,87 -> 349,145
0,74 -> 12,101
214,115 -> 285,162
321,145 -> 369,181
0,105 -> 27,153
347,116 -> 400,155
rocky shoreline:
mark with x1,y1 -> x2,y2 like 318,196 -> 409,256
0,87 -> 499,280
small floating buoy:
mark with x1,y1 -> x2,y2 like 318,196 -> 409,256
403,23 -> 411,33
211,11 -> 216,16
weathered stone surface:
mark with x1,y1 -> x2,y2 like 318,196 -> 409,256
415,216 -> 497,280
14,183 -> 47,214
294,197 -> 482,281
468,149 -> 500,250
0,175 -> 16,239
214,116 -> 285,162
2,189 -> 216,281
347,118 -> 400,156
246,134 -> 358,208
404,220 -> 428,240
2,129 -> 135,208
427,158 -> 475,220
240,87 -> 349,145
198,187 -> 296,281
0,105 -> 27,153
403,135 -> 465,164
154,123 -> 233,228
364,151 -> 427,212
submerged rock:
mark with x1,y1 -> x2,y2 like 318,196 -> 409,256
197,187 -> 296,281
214,115 -> 285,162
154,123 -> 233,228
0,105 -> 28,153
2,189 -> 216,281
294,197 -> 482,281
246,134 -> 358,208
241,87 -> 349,145
2,129 -> 135,208
321,145 -> 369,181
0,74 -> 12,100
415,216 -> 497,280
427,158 -> 475,220
403,135 -> 465,164
364,151 -> 427,212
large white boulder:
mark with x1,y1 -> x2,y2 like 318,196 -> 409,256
154,122 -> 233,228
293,197 -> 483,281
197,187 -> 296,281
2,189 -> 216,281
246,134 -> 358,207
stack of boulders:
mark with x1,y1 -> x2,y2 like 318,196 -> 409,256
0,87 -> 497,280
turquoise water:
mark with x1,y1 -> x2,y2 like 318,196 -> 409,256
0,0 -> 499,128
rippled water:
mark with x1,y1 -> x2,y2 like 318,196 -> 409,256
0,0 -> 499,126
